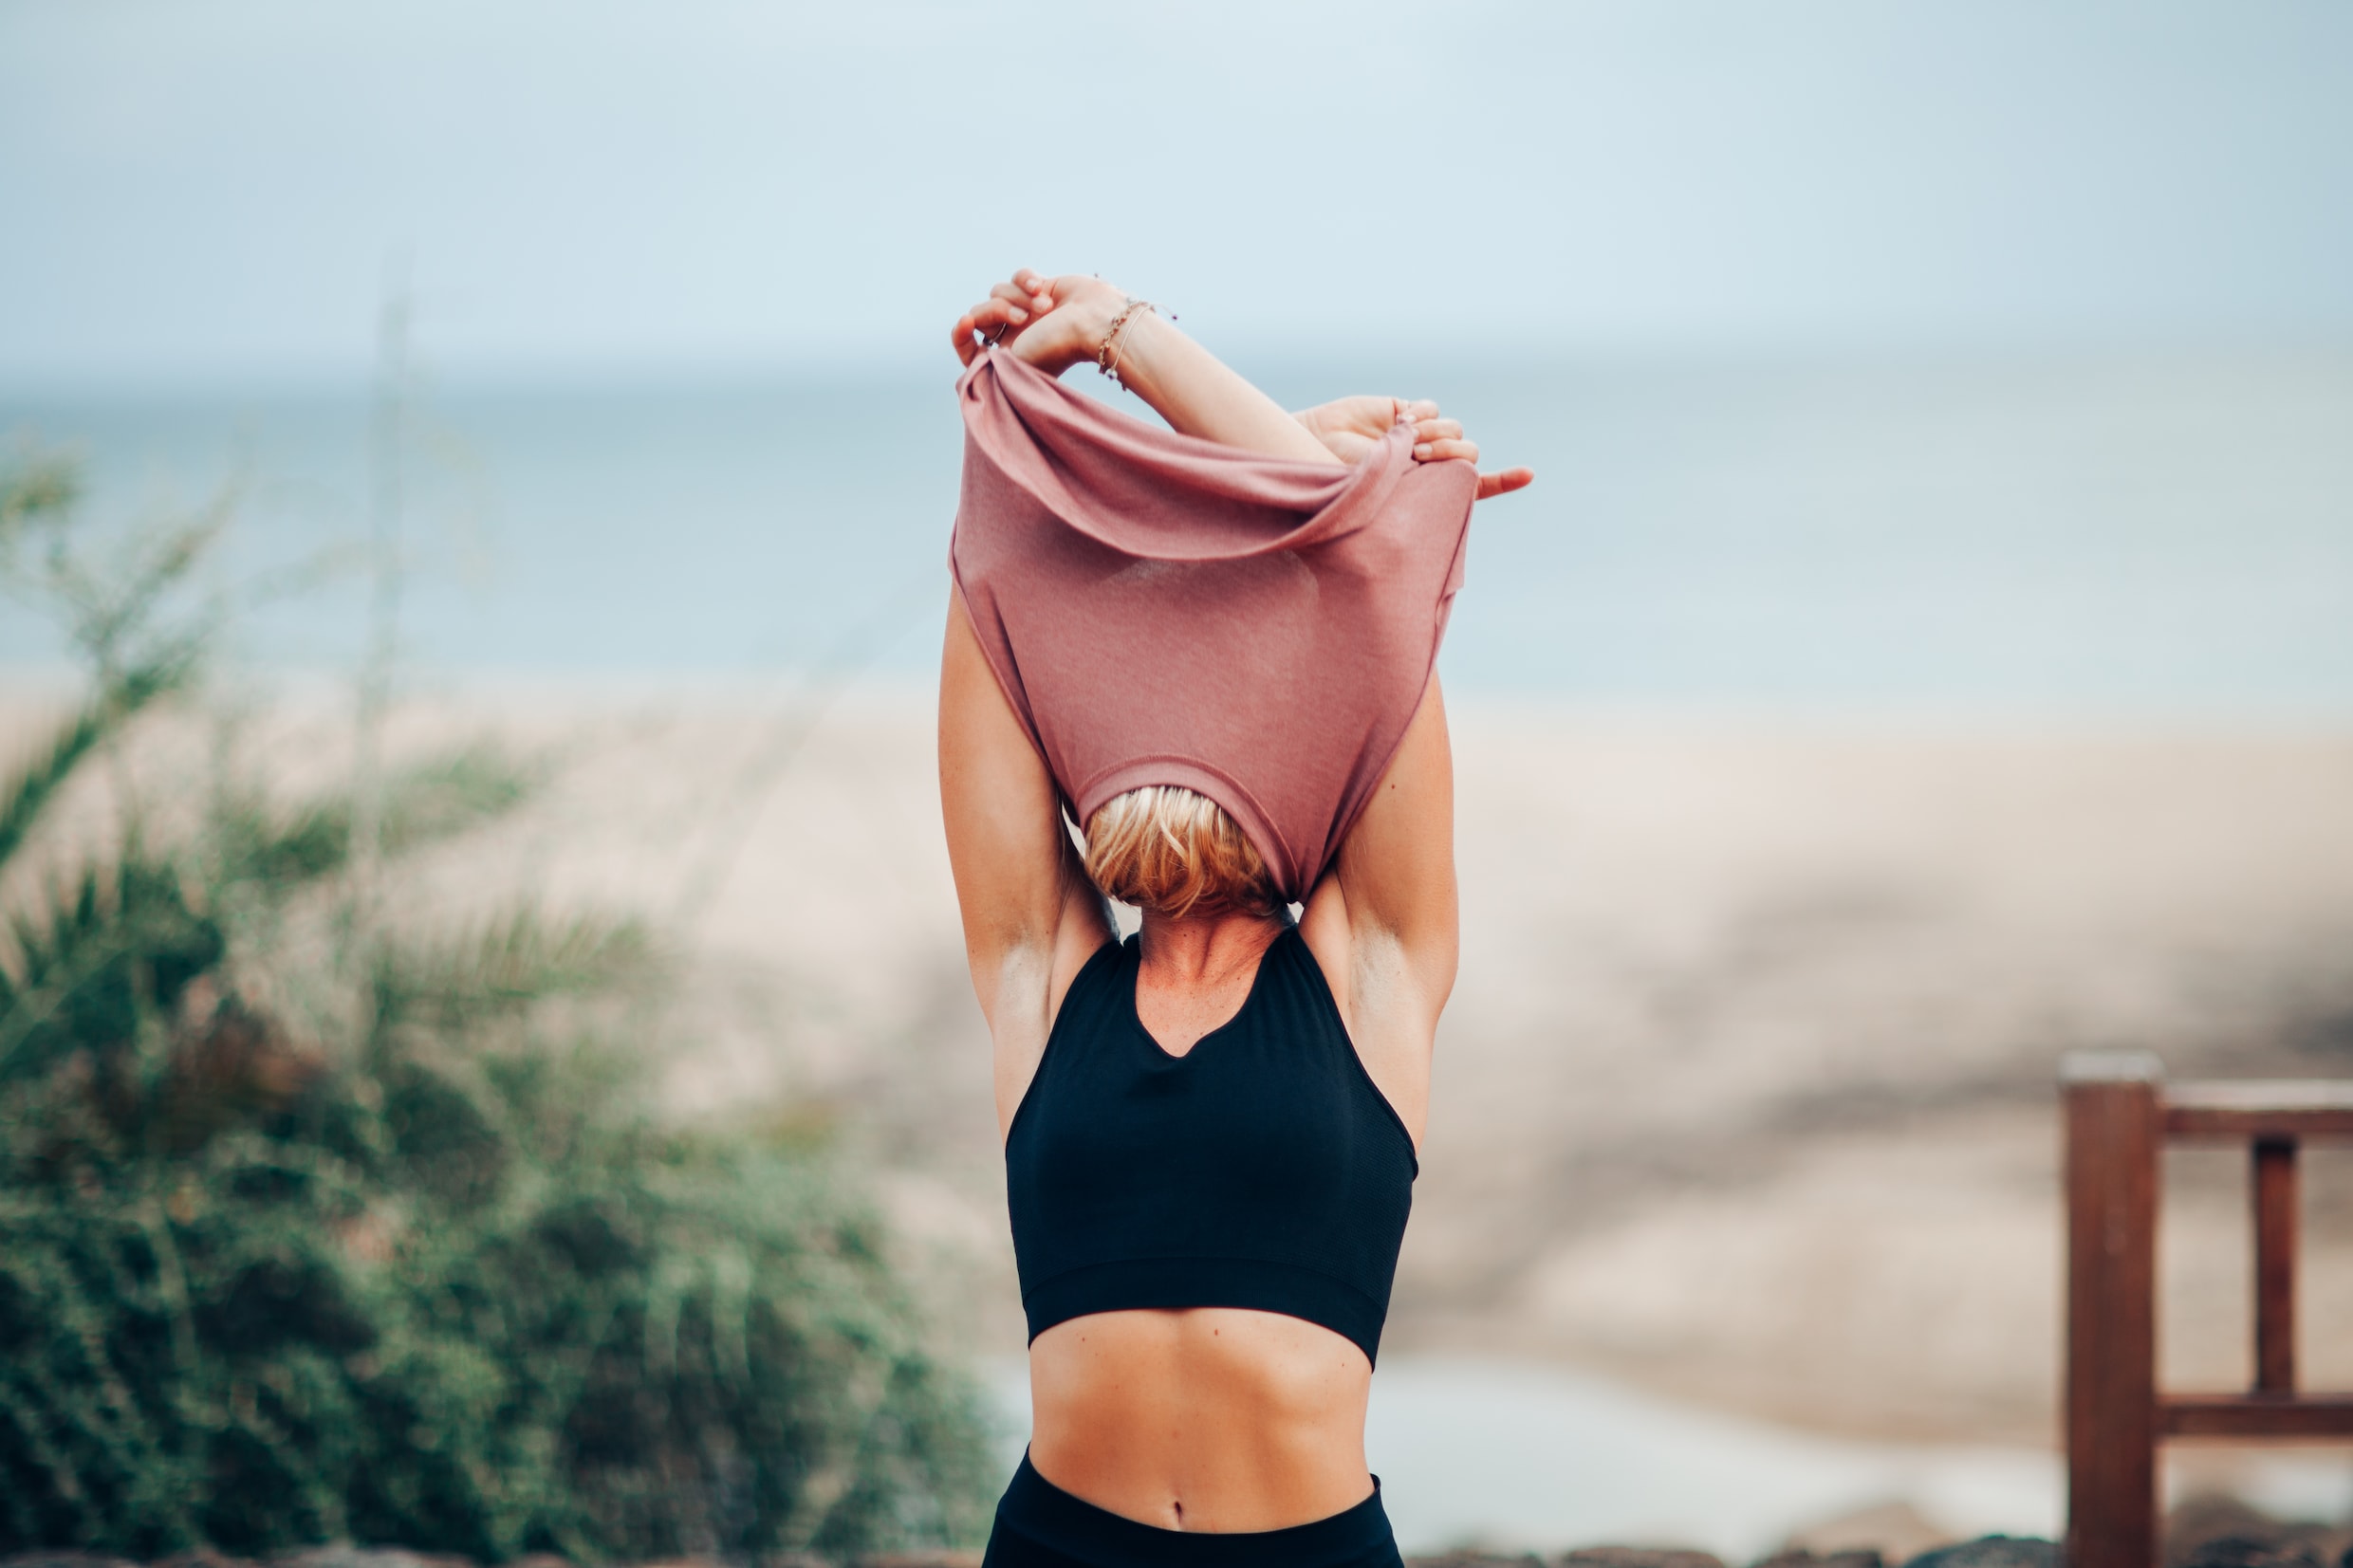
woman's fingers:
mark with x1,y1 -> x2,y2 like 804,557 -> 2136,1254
951,309 -> 985,365
1009,268 -> 1057,311
988,276 -> 1070,332
1474,467 -> 1536,502
1405,434 -> 1537,499
1411,417 -> 1464,445
952,296 -> 1027,365
993,278 -> 1059,320
953,269 -> 1065,364
988,282 -> 1034,324
951,305 -> 997,365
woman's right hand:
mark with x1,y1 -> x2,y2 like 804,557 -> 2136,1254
1295,396 -> 1535,501
952,268 -> 1131,376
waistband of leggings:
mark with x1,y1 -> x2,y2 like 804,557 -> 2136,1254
996,1452 -> 1394,1568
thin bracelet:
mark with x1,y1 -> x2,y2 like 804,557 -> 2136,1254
1097,298 -> 1158,388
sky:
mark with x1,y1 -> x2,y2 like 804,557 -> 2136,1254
3,0 -> 2351,387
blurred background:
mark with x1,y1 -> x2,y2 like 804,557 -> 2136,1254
3,1 -> 2351,1559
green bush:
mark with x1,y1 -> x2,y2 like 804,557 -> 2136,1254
0,452 -> 995,1558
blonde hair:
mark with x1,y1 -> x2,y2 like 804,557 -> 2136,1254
1083,785 -> 1279,919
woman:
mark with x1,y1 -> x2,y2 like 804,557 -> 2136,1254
939,268 -> 1529,1566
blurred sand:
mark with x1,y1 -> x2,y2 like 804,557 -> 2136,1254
9,679 -> 2352,1448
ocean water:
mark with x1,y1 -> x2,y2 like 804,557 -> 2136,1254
6,348 -> 2351,714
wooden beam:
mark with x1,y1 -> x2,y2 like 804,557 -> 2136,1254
2064,1053 -> 2162,1568
2160,1393 -> 2353,1439
2165,1080 -> 2353,1141
2252,1139 -> 2297,1395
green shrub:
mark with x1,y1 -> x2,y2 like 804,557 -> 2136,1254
0,452 -> 995,1558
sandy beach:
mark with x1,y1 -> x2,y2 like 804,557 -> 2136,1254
9,680 -> 2353,1457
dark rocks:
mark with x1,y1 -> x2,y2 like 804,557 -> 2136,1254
1402,1555 -> 1727,1568
2174,1540 -> 2331,1568
2163,1495 -> 2353,1568
1753,1553 -> 1884,1568
1899,1540 -> 2060,1568
270,1552 -> 476,1568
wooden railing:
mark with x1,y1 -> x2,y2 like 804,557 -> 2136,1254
2063,1052 -> 2353,1568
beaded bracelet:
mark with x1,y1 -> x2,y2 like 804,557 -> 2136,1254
1096,297 -> 1158,388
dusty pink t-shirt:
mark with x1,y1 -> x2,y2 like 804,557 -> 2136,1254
950,345 -> 1476,902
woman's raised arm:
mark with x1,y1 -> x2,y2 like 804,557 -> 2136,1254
1295,675 -> 1457,1149
955,269 -> 1341,464
954,269 -> 1533,497
939,589 -> 1117,1134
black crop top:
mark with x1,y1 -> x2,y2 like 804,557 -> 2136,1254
1004,927 -> 1417,1367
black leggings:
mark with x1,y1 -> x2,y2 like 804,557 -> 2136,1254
980,1453 -> 1403,1568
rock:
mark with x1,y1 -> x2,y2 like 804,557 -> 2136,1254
1901,1541 -> 2059,1568
1753,1553 -> 1884,1568
854,1556 -> 984,1568
2163,1493 -> 2353,1567
1780,1502 -> 1949,1562
1405,1557 -> 1547,1568
2168,1497 -> 2297,1564
2173,1540 -> 2332,1568
269,1552 -> 473,1568
1557,1552 -> 1727,1568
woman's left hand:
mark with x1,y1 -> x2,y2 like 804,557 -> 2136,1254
952,269 -> 1127,375
1294,397 -> 1535,502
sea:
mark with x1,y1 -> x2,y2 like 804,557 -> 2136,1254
5,347 -> 2351,718
6,351 -> 2352,1550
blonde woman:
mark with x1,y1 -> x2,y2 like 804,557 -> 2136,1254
940,268 -> 1528,1567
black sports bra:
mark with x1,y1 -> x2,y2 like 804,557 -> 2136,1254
1003,927 -> 1417,1367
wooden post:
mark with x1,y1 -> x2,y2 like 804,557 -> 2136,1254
2065,1052 -> 2163,1568
2252,1138 -> 2297,1395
